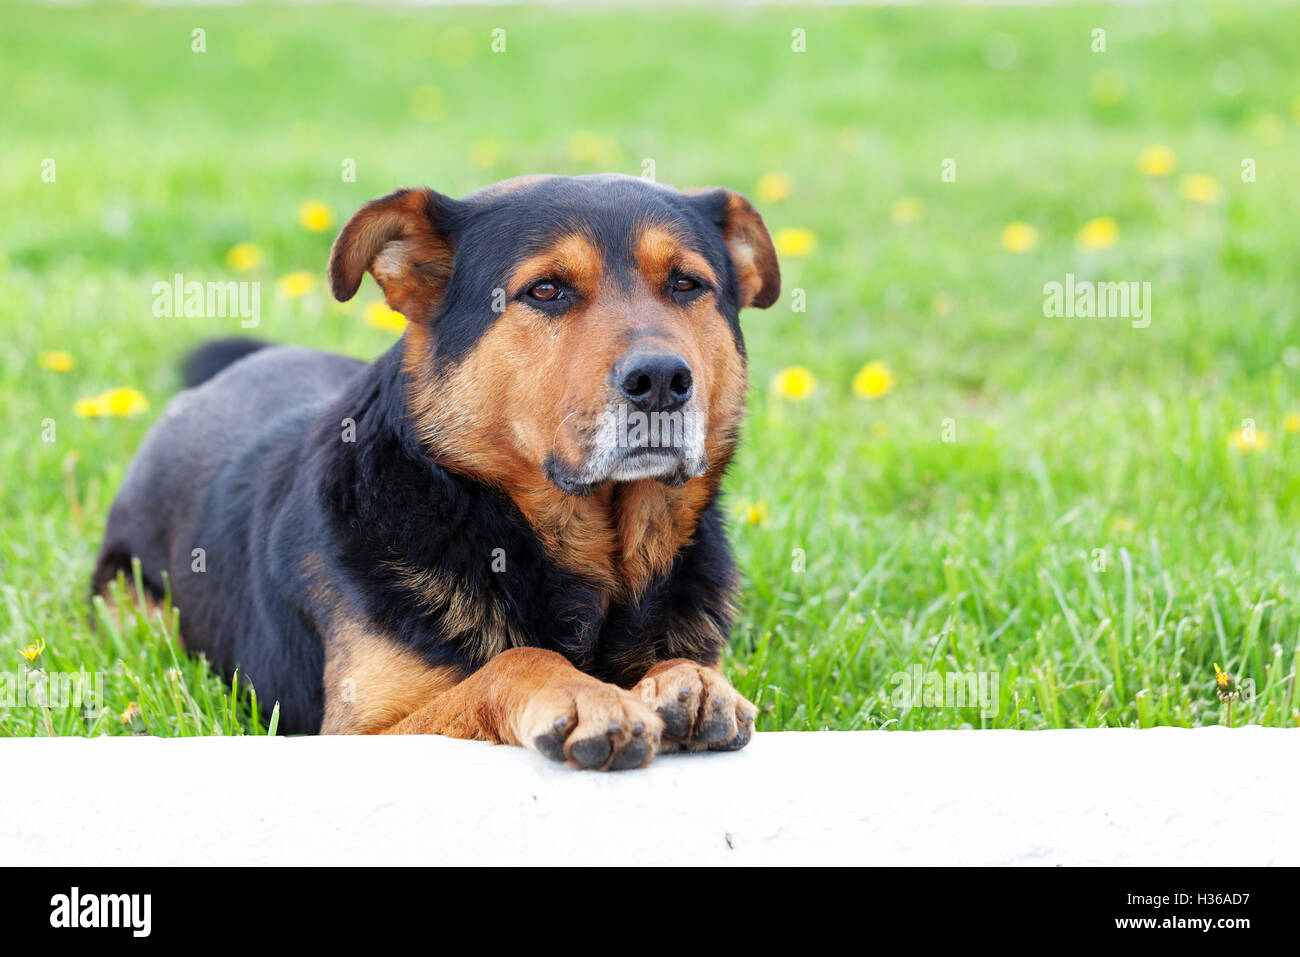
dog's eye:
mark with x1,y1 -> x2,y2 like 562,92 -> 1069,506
672,277 -> 698,292
528,281 -> 560,302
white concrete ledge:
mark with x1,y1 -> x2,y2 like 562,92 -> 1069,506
3,728 -> 1297,866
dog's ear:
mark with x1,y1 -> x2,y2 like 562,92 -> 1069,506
687,188 -> 781,310
328,188 -> 456,322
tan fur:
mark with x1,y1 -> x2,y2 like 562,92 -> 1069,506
328,188 -> 454,320
380,646 -> 664,772
320,624 -> 463,734
685,188 -> 781,308
634,224 -> 719,290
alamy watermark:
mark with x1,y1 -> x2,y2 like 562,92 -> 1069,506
152,273 -> 260,328
0,669 -> 106,714
889,665 -> 999,717
1043,273 -> 1150,329
602,405 -> 687,449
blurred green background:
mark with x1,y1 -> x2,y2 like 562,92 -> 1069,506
2,1 -> 1299,735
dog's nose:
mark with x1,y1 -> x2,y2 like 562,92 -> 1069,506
615,350 -> 694,413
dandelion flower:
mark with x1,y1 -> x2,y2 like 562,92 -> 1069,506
298,200 -> 334,233
1228,427 -> 1270,454
1000,221 -> 1038,253
852,360 -> 895,399
1077,217 -> 1119,250
276,271 -> 316,299
743,502 -> 768,525
1137,146 -> 1176,176
756,172 -> 792,203
102,387 -> 149,416
365,301 -> 407,333
773,228 -> 817,258
19,636 -> 45,664
1213,662 -> 1237,699
226,242 -> 261,272
1179,173 -> 1221,204
890,197 -> 922,225
74,387 -> 149,418
771,365 -> 817,401
37,350 -> 75,372
1284,412 -> 1300,434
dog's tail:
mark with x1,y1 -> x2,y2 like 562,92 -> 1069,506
181,338 -> 272,388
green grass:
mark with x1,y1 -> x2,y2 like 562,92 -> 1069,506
3,1 -> 1299,736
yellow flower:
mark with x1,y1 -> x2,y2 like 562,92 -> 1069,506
276,271 -> 316,299
74,387 -> 149,418
1179,173 -> 1221,204
773,228 -> 817,258
1228,427 -> 1270,454
1077,217 -> 1119,250
1137,146 -> 1176,176
409,85 -> 446,123
37,350 -> 75,372
566,130 -> 621,166
365,300 -> 407,333
743,502 -> 768,525
852,360 -> 895,399
1255,114 -> 1284,146
755,172 -> 792,203
771,365 -> 817,401
225,242 -> 261,272
1284,412 -> 1300,434
1000,221 -> 1038,253
1089,69 -> 1125,106
298,200 -> 334,233
469,138 -> 502,170
1213,663 -> 1236,697
120,701 -> 142,726
19,636 -> 45,664
890,197 -> 922,225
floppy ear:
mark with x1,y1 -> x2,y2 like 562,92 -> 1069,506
687,188 -> 781,309
328,187 -> 456,322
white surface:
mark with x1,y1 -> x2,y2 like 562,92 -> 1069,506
3,728 -> 1297,866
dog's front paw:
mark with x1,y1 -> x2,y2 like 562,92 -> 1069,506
523,681 -> 664,771
634,660 -> 756,753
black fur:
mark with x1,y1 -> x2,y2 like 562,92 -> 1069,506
181,337 -> 271,388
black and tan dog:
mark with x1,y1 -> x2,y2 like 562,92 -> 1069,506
93,174 -> 780,769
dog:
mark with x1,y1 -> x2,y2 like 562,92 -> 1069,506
92,173 -> 780,769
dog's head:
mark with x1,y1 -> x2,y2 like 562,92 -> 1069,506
329,174 -> 779,497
